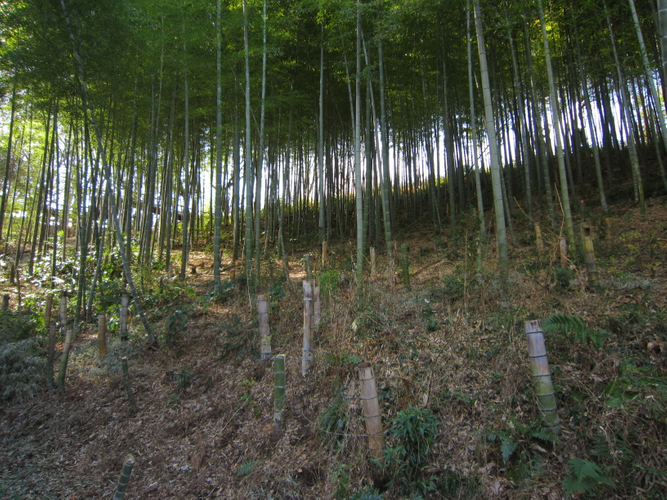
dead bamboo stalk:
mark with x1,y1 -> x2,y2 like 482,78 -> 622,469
98,313 -> 107,359
57,328 -> 73,391
302,280 -> 314,376
322,240 -> 328,266
559,237 -> 567,269
525,320 -> 561,435
535,223 -> 544,254
358,362 -> 384,459
258,294 -> 271,365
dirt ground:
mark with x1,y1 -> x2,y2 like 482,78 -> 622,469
1,199 -> 667,499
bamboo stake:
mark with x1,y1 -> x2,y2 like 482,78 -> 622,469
120,293 -> 129,341
98,313 -> 107,360
370,246 -> 376,276
525,320 -> 561,435
57,328 -> 73,391
313,281 -> 321,330
534,223 -> 544,254
47,321 -> 56,390
304,254 -> 313,280
44,294 -> 53,326
59,291 -> 67,327
401,243 -> 410,290
121,357 -> 137,409
583,236 -> 599,290
559,237 -> 567,269
274,354 -> 285,428
112,453 -> 135,500
358,362 -> 384,459
302,280 -> 314,376
258,294 -> 271,365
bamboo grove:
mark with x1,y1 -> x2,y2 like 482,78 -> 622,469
1,0 -> 666,313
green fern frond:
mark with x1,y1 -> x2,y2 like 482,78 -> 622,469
236,459 -> 255,477
563,458 -> 615,498
542,313 -> 587,336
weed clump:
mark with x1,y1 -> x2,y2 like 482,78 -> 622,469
0,338 -> 46,403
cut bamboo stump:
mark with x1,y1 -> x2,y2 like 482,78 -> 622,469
559,237 -> 568,269
304,254 -> 313,280
57,329 -> 73,391
98,313 -> 108,360
44,294 -> 53,326
534,223 -> 544,254
525,320 -> 561,435
120,293 -> 129,341
121,357 -> 137,409
59,291 -> 67,327
401,244 -> 410,290
274,354 -> 286,428
302,280 -> 314,377
370,247 -> 377,276
258,294 -> 271,365
47,322 -> 56,390
112,453 -> 135,500
358,362 -> 384,460
583,236 -> 599,290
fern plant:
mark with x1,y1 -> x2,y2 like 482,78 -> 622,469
562,458 -> 615,498
542,313 -> 610,349
236,459 -> 255,477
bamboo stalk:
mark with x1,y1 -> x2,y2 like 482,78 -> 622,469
559,237 -> 567,269
525,320 -> 561,435
59,291 -> 67,327
47,321 -> 56,390
112,453 -> 135,500
2,294 -> 8,312
605,217 -> 614,250
583,236 -> 599,290
302,280 -> 314,376
98,313 -> 107,360
274,354 -> 285,428
120,293 -> 129,341
304,254 -> 313,280
121,357 -> 137,409
44,294 -> 53,326
57,328 -> 73,391
358,362 -> 384,459
401,244 -> 410,290
258,294 -> 271,365
370,246 -> 376,275
534,223 -> 544,254
313,281 -> 321,330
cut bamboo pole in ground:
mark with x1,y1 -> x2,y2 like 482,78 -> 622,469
370,246 -> 376,276
583,235 -> 599,290
304,254 -> 313,280
121,357 -> 137,409
59,291 -> 67,327
274,354 -> 285,428
112,453 -> 135,500
57,328 -> 73,391
358,362 -> 384,460
535,223 -> 544,254
258,294 -> 271,365
560,237 -> 568,269
605,217 -> 614,250
98,313 -> 107,360
525,320 -> 561,435
313,281 -> 321,330
302,280 -> 314,377
401,244 -> 410,290
47,322 -> 56,390
120,293 -> 129,341
44,294 -> 53,326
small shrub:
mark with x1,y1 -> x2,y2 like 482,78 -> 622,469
0,339 -> 46,403
0,309 -> 42,343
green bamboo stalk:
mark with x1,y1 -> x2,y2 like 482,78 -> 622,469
2,294 -> 8,312
525,320 -> 561,435
112,454 -> 135,500
273,354 -> 285,428
47,321 -> 56,390
121,357 -> 137,409
57,328 -> 73,391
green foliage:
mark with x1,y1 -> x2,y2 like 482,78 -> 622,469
439,275 -> 464,300
543,313 -> 610,349
349,489 -> 383,500
207,280 -> 236,303
330,462 -> 350,500
318,270 -> 340,300
174,370 -> 192,393
435,470 -> 479,498
553,267 -> 574,290
0,338 -> 45,403
163,305 -> 193,347
384,405 -> 439,494
421,306 -> 438,332
97,279 -> 125,311
236,459 -> 255,477
0,309 -> 42,343
318,387 -> 349,449
562,458 -> 615,498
